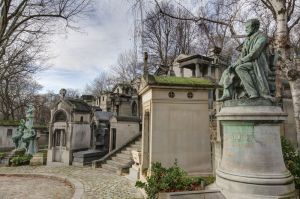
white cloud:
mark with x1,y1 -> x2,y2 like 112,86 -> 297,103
38,0 -> 134,93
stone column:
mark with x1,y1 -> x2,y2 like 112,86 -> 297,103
180,67 -> 184,77
208,63 -> 212,77
216,99 -> 296,199
195,63 -> 201,77
192,69 -> 196,77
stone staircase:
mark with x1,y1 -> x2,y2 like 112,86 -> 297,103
99,137 -> 141,175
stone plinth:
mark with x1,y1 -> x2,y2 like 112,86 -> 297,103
30,152 -> 47,166
127,150 -> 141,181
216,99 -> 296,199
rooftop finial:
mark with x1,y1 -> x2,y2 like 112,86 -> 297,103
59,88 -> 67,99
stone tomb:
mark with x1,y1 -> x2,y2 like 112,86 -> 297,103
47,96 -> 92,165
138,75 -> 214,177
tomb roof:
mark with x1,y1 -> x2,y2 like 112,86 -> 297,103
0,120 -> 19,126
94,111 -> 114,121
64,98 -> 91,113
111,116 -> 141,122
177,54 -> 213,63
148,75 -> 215,88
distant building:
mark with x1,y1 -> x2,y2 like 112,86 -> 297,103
81,95 -> 95,106
94,83 -> 140,118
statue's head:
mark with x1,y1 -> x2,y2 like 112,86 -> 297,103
245,19 -> 260,36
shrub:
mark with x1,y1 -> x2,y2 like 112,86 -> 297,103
0,152 -> 5,159
281,136 -> 300,189
10,154 -> 32,166
135,161 -> 205,199
202,176 -> 215,186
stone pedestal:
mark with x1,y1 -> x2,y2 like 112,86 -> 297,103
216,99 -> 296,199
127,150 -> 141,181
30,152 -> 47,166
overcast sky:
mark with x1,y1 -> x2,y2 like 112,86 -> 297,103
37,1 -> 135,94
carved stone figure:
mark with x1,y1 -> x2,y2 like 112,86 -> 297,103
22,127 -> 37,155
218,19 -> 272,101
11,104 -> 37,155
12,119 -> 25,149
22,104 -> 37,155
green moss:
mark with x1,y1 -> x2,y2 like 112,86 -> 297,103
33,124 -> 48,129
0,152 -> 5,159
153,76 -> 214,87
0,120 -> 20,126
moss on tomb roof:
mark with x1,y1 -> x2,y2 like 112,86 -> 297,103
150,75 -> 215,88
0,120 -> 20,126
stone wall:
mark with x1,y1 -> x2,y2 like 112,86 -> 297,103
0,126 -> 17,150
109,120 -> 140,150
71,124 -> 91,150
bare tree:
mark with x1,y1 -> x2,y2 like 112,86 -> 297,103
0,76 -> 42,120
142,2 -> 199,69
85,71 -> 115,97
0,0 -> 92,120
33,94 -> 51,125
65,88 -> 81,98
112,50 -> 143,83
258,0 -> 300,152
0,0 -> 91,61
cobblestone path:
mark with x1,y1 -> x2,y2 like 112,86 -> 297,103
0,176 -> 74,199
0,166 -> 144,199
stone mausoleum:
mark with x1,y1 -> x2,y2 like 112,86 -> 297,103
138,74 -> 215,177
47,90 -> 92,165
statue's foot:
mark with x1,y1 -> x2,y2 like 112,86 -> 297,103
217,95 -> 231,102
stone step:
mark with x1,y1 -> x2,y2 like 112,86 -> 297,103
121,150 -> 132,155
112,156 -> 131,163
106,160 -> 129,168
135,141 -> 141,145
101,163 -> 118,172
128,145 -> 141,149
124,148 -> 140,153
116,153 -> 132,159
124,149 -> 140,155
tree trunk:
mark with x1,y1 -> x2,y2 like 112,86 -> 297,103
268,0 -> 300,152
271,0 -> 288,98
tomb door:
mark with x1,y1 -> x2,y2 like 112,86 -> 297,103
53,129 -> 66,162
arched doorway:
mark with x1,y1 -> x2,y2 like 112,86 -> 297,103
52,110 -> 67,162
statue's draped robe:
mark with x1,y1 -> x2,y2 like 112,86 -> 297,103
220,31 -> 270,97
